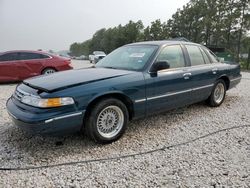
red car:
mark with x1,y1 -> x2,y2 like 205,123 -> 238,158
0,50 -> 73,83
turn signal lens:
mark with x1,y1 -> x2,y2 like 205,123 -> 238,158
44,97 -> 74,107
41,98 -> 61,107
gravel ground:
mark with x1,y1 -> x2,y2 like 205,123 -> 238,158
0,62 -> 249,187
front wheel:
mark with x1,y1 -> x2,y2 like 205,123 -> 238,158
85,98 -> 129,144
206,79 -> 226,107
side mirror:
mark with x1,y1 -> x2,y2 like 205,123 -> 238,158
151,61 -> 170,73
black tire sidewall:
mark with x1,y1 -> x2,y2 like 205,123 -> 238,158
86,98 -> 129,143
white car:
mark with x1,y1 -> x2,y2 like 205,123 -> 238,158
75,55 -> 86,60
89,51 -> 106,64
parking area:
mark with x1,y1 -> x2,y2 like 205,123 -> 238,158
0,62 -> 249,187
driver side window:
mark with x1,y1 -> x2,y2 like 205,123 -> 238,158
156,45 -> 185,69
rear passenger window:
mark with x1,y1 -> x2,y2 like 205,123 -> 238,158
185,45 -> 205,66
19,53 -> 38,60
200,48 -> 211,64
39,54 -> 50,59
206,49 -> 219,63
19,52 -> 49,60
157,45 -> 185,69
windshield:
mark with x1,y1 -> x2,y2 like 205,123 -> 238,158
95,45 -> 158,71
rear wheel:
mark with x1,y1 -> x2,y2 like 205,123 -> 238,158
85,98 -> 129,144
42,68 -> 56,75
206,79 -> 226,107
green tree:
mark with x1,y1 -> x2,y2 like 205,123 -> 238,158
70,0 -> 250,62
143,19 -> 169,40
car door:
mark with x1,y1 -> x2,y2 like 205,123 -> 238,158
183,45 -> 217,103
0,53 -> 19,82
145,45 -> 194,115
16,52 -> 44,80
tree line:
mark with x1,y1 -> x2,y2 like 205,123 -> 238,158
70,0 -> 250,63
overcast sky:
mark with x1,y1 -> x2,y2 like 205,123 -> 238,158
0,0 -> 189,52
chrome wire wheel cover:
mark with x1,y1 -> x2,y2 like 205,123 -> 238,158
97,106 -> 124,138
44,69 -> 55,74
214,83 -> 225,104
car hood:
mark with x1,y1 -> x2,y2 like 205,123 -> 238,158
23,67 -> 134,92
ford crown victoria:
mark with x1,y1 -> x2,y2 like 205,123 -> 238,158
6,41 -> 241,143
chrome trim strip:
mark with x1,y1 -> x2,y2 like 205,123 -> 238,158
134,99 -> 146,103
147,88 -> 192,101
45,112 -> 84,124
134,84 -> 214,103
230,77 -> 241,82
157,67 -> 188,74
192,84 -> 214,91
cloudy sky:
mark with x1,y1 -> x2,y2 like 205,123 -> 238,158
0,0 -> 189,51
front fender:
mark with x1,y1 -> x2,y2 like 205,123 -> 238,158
87,90 -> 131,106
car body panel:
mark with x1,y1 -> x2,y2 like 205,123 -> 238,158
23,68 -> 136,92
7,98 -> 84,135
0,50 -> 72,83
6,41 -> 242,135
0,60 -> 19,82
144,68 -> 193,114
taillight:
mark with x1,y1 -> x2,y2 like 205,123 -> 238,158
65,59 -> 71,64
68,60 -> 73,68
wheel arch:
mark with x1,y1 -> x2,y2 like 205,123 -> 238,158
218,75 -> 230,90
84,92 -> 134,122
41,67 -> 57,74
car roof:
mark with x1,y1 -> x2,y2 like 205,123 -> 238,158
1,50 -> 53,56
126,40 -> 202,47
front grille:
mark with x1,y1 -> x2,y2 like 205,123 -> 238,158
13,89 -> 25,101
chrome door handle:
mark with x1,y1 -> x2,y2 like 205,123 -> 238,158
212,68 -> 218,74
183,73 -> 192,80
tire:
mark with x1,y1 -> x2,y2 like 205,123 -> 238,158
85,98 -> 129,144
42,68 -> 56,75
206,79 -> 226,107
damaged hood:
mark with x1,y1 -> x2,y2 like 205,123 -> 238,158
23,67 -> 134,92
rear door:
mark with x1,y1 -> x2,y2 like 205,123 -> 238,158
0,53 -> 19,82
16,52 -> 46,79
183,45 -> 217,102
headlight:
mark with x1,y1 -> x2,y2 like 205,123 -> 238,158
21,96 -> 74,108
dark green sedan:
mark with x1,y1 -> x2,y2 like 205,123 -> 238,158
7,41 -> 242,143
